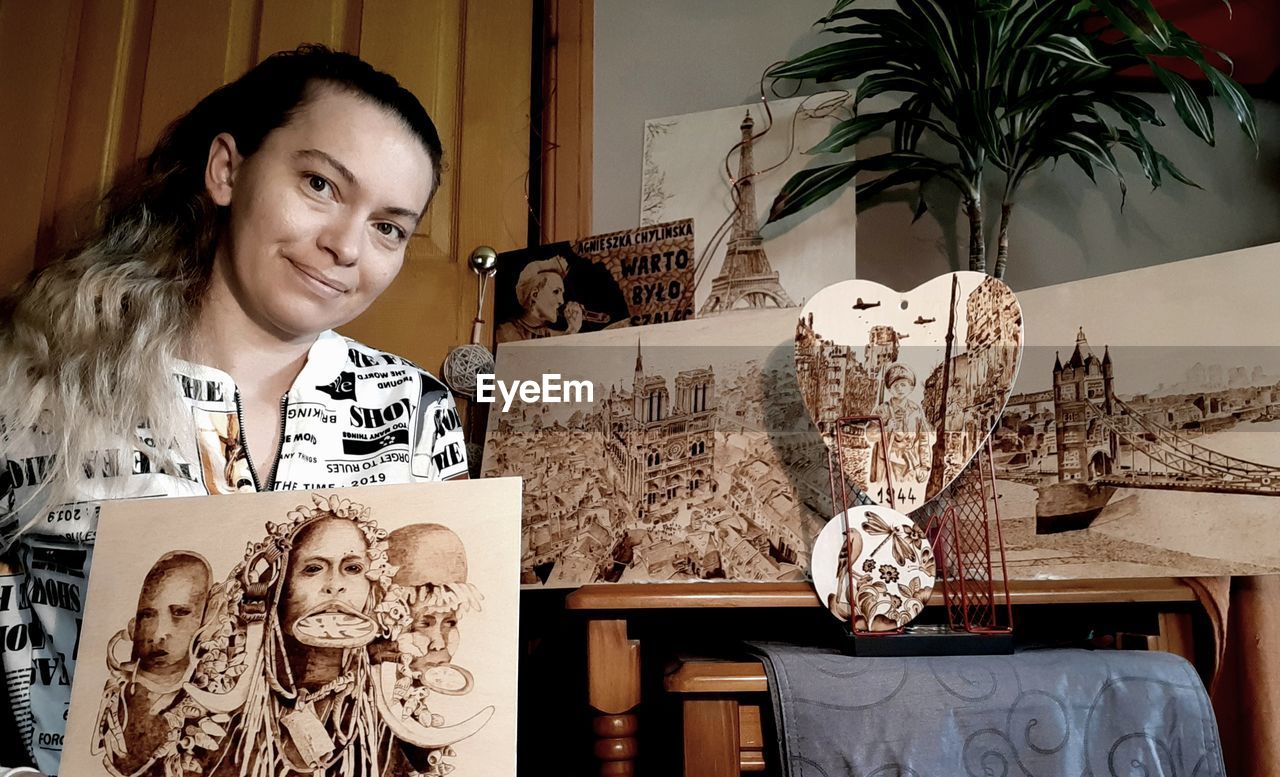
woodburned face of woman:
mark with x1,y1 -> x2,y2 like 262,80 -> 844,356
281,518 -> 372,637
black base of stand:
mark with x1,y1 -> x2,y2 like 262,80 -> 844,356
841,624 -> 1014,657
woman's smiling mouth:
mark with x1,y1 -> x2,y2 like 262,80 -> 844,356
288,259 -> 350,297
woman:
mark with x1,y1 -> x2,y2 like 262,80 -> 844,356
0,45 -> 467,776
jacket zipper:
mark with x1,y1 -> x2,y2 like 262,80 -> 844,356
265,394 -> 288,491
234,391 -> 289,492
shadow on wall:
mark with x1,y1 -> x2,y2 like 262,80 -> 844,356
853,96 -> 1280,292
760,337 -> 834,521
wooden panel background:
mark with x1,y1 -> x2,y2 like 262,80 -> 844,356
0,0 -> 532,373
539,0 -> 592,243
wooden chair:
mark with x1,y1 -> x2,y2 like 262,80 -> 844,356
664,661 -> 769,777
568,578 -> 1204,777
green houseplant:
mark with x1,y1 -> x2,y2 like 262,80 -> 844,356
765,0 -> 1258,279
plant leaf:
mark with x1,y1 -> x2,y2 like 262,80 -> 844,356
1098,92 -> 1165,128
894,95 -> 931,152
808,113 -> 895,155
821,8 -> 914,31
855,168 -> 936,204
766,39 -> 896,82
1066,151 -> 1097,184
824,0 -> 858,21
1154,148 -> 1201,188
912,186 -> 930,223
767,161 -> 860,223
1115,128 -> 1161,187
1030,33 -> 1107,69
1090,0 -> 1155,49
1202,66 -> 1258,147
1056,128 -> 1127,206
1052,130 -> 1120,177
769,151 -> 974,223
1151,64 -> 1215,145
856,72 -> 930,105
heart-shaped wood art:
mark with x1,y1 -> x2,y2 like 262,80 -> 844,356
796,273 -> 1023,513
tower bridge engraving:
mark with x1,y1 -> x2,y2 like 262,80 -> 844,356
998,328 -> 1280,532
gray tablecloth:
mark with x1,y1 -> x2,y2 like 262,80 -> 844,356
746,643 -> 1225,777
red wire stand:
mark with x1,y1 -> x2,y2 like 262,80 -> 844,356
828,416 -> 1013,639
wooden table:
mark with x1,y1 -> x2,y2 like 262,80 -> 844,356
565,578 -> 1201,776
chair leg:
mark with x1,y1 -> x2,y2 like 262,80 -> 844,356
589,619 -> 641,776
683,698 -> 740,777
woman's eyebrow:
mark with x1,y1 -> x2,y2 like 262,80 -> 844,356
294,148 -> 421,222
294,148 -> 357,186
381,204 -> 422,222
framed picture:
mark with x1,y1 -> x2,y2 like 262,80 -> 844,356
493,219 -> 696,345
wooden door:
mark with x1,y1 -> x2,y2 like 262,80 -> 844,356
0,0 -> 532,372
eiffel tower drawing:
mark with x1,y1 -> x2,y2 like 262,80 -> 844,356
700,112 -> 796,316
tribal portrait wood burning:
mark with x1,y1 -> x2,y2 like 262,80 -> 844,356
63,480 -> 520,777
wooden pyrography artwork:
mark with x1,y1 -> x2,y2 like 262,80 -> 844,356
480,308 -> 830,587
641,93 -> 859,313
62,480 -> 520,777
810,506 -> 936,632
796,273 -> 1023,514
992,242 -> 1280,579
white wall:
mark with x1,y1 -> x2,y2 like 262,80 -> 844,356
593,0 -> 1280,291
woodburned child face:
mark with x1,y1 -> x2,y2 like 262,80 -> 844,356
281,518 -> 373,643
133,556 -> 210,674
404,600 -> 460,670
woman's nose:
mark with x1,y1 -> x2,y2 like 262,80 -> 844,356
317,217 -> 362,266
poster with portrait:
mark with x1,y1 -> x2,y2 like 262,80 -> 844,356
63,479 -> 520,777
493,218 -> 696,344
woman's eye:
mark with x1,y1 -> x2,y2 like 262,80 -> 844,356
375,222 -> 407,241
306,174 -> 332,195
344,563 -> 365,575
302,563 -> 323,575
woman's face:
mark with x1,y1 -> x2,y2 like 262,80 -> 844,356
281,518 -> 372,637
531,274 -> 565,324
207,88 -> 435,341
